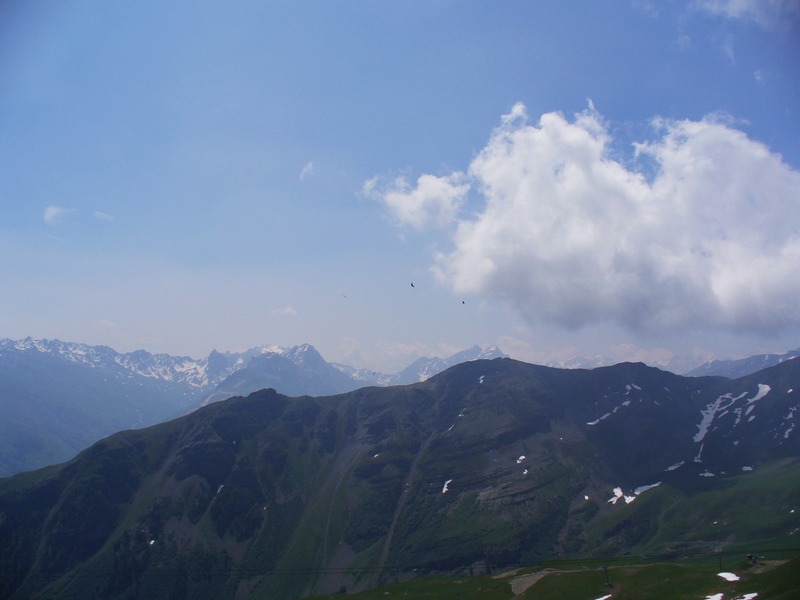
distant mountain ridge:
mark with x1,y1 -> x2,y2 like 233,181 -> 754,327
545,352 -> 707,375
196,344 -> 358,406
0,338 -> 505,392
687,347 -> 800,378
387,344 -> 506,384
0,338 -> 507,475
0,337 -> 245,389
196,343 -> 506,407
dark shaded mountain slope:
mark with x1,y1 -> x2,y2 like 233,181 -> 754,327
1,358 -> 799,599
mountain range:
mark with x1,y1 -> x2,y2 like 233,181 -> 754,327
0,338 -> 504,476
687,347 -> 800,378
1,356 -> 798,598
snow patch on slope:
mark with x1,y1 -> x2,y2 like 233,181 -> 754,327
694,385 -> 770,443
608,482 -> 661,505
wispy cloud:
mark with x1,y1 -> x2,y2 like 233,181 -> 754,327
721,34 -> 736,63
93,211 -> 114,222
631,0 -> 660,18
271,305 -> 298,317
695,0 -> 800,30
371,103 -> 800,337
299,161 -> 314,182
43,205 -> 68,225
672,32 -> 692,52
94,319 -> 118,330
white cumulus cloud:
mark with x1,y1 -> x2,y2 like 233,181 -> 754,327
372,103 -> 800,337
363,172 -> 469,230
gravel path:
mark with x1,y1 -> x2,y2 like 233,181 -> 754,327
509,568 -> 561,595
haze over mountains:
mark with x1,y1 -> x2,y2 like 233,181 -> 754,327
0,338 -> 504,476
1,355 -> 798,598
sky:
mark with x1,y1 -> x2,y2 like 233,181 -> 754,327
1,1 -> 799,373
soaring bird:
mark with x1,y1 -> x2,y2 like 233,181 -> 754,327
410,282 -> 415,288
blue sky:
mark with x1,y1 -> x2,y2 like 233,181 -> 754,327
1,1 -> 799,372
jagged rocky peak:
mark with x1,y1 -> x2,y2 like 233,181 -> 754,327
205,349 -> 234,382
283,343 -> 326,367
